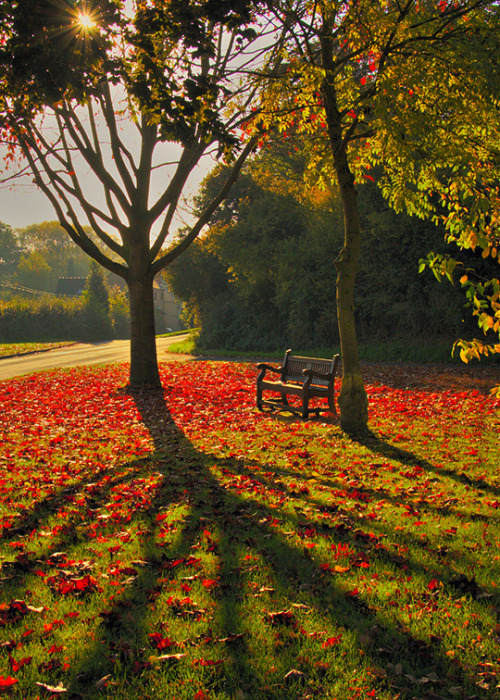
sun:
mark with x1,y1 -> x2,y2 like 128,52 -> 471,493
76,12 -> 96,30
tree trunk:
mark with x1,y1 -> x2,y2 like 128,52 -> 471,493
127,273 -> 161,389
321,56 -> 369,433
335,168 -> 369,433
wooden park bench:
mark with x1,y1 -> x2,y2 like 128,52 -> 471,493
256,350 -> 340,419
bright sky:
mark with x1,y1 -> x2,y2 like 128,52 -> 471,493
0,160 -> 212,232
0,185 -> 58,229
0,108 -> 215,231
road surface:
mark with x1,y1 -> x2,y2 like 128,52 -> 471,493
0,334 -> 190,381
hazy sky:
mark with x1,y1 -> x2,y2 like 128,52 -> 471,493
0,123 -> 214,231
0,185 -> 58,229
0,151 -> 215,232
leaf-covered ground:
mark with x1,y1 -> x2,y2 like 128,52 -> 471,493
0,361 -> 499,699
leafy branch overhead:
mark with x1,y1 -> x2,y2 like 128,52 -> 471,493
250,0 -> 500,430
0,0 -> 279,388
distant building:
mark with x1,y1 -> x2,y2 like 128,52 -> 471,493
153,279 -> 183,332
56,274 -> 183,331
56,277 -> 86,296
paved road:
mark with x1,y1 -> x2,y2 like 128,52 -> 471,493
0,334 -> 190,381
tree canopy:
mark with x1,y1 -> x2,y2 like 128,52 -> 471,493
167,135 -> 478,355
0,0 -> 278,387
256,0 -> 500,431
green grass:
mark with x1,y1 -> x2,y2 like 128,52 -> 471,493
0,341 -> 75,357
157,331 -> 191,339
0,361 -> 499,699
165,333 -> 498,365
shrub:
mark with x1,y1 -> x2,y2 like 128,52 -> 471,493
109,286 -> 130,338
0,294 -> 83,342
0,284 -> 129,342
80,262 -> 113,340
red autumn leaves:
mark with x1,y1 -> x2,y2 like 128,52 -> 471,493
0,360 -> 498,698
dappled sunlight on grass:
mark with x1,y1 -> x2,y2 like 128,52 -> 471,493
0,362 -> 499,699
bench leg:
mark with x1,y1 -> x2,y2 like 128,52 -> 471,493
302,397 -> 309,419
256,384 -> 263,411
328,394 -> 336,416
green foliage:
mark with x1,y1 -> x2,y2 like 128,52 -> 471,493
263,1 -> 500,231
83,260 -> 110,313
0,284 -> 128,342
168,176 -> 340,351
0,294 -> 84,342
109,285 -> 130,339
167,145 -> 474,353
419,249 -> 500,362
81,261 -> 113,340
17,220 -> 90,282
0,0 -> 117,106
418,252 -> 460,284
0,220 -> 19,270
129,0 -> 271,147
16,250 -> 53,291
356,184 -> 468,341
170,145 -> 344,350
0,220 -> 91,296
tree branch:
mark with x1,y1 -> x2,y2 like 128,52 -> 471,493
151,135 -> 258,274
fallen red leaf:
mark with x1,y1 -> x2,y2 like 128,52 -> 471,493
0,675 -> 18,691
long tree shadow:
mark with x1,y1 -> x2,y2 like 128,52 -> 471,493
4,386 -> 496,699
80,387 -> 490,699
351,429 -> 500,498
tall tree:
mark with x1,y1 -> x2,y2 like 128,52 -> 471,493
260,0 -> 500,432
0,220 -> 18,269
168,139 -> 467,354
16,249 -> 53,291
16,221 -> 90,288
0,0 -> 277,387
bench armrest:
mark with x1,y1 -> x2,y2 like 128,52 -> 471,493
302,368 -> 333,380
257,363 -> 283,373
256,363 -> 284,380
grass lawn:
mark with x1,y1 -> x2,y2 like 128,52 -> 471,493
0,342 -> 74,358
0,361 -> 499,699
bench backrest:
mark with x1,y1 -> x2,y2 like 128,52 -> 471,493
282,351 -> 338,386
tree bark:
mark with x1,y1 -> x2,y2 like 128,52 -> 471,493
321,44 -> 369,433
335,165 -> 369,433
126,238 -> 161,388
127,274 -> 161,388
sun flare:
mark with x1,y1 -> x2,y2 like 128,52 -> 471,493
77,12 -> 96,30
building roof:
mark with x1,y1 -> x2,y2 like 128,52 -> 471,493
56,277 -> 86,296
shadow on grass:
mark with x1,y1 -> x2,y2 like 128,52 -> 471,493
352,429 -> 500,498
2,387 -> 496,699
74,389 -> 494,697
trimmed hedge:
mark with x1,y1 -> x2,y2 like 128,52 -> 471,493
0,292 -> 130,342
